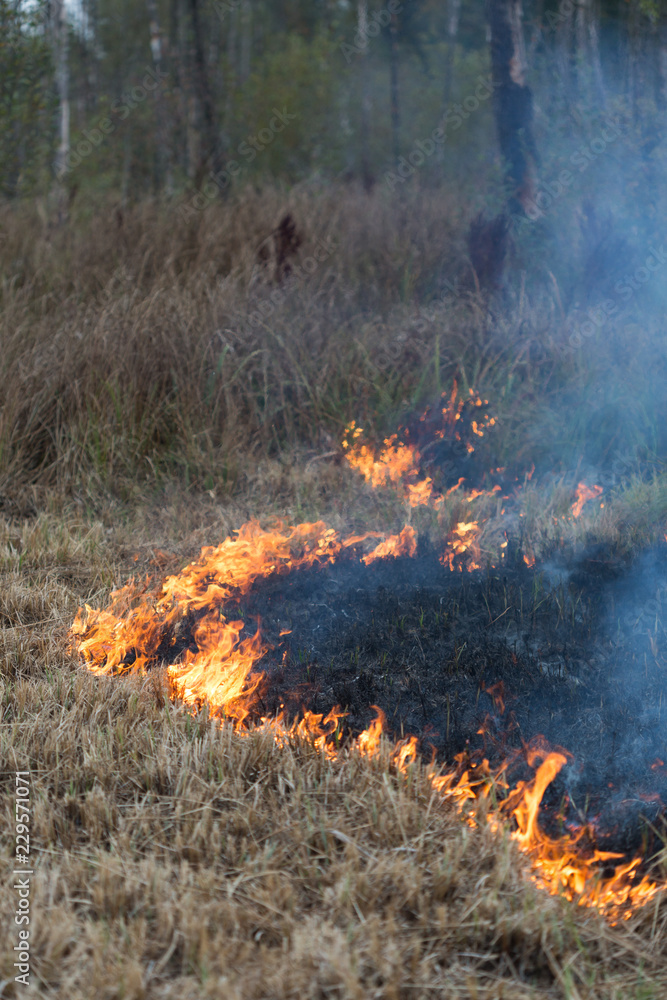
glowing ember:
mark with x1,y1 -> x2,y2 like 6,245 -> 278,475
572,482 -> 604,518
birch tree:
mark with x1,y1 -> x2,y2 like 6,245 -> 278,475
50,0 -> 70,222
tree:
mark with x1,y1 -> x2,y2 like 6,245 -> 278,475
188,0 -> 222,183
50,0 -> 70,222
146,0 -> 173,191
357,0 -> 373,189
488,0 -> 538,215
0,0 -> 53,197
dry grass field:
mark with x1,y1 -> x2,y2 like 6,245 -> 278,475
2,188 -> 667,998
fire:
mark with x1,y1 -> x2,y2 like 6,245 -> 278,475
441,521 -> 481,571
72,519 -> 421,719
495,741 -> 661,919
342,384 -> 505,571
342,382 -> 497,512
362,525 -> 417,565
356,705 -> 386,756
70,386 -> 664,924
342,424 -> 422,492
71,525 -> 664,924
572,482 -> 603,518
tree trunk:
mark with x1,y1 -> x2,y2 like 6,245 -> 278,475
627,0 -> 641,123
487,0 -> 537,215
188,0 -> 221,181
146,0 -> 173,193
224,4 -> 238,137
389,8 -> 400,170
169,0 -> 190,178
240,0 -> 252,84
50,0 -> 70,223
357,0 -> 373,190
437,0 -> 461,165
658,14 -> 667,109
442,0 -> 460,110
576,0 -> 606,108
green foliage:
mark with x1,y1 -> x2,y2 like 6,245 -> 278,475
234,32 -> 344,179
0,0 -> 54,197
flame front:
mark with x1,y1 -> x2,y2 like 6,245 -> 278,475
342,382 -> 496,515
70,387 -> 663,925
342,385 -> 502,571
572,482 -> 604,518
72,519 -> 418,719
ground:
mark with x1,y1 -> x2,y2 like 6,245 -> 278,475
1,190 -> 667,997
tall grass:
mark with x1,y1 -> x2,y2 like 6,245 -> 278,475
0,185 -> 665,498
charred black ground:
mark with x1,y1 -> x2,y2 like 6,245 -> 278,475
226,538 -> 667,860
124,532 -> 667,862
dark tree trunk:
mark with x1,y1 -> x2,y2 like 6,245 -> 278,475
442,0 -> 461,110
358,0 -> 373,190
389,9 -> 400,169
146,0 -> 173,192
188,0 -> 221,181
487,0 -> 537,215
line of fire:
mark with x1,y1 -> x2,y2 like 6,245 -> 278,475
71,382 -> 667,924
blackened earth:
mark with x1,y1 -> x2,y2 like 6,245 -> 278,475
159,537 -> 667,859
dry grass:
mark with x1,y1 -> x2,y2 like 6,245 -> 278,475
0,483 -> 666,998
1,184 -> 665,498
1,186 -> 667,997
4,667 -> 667,1000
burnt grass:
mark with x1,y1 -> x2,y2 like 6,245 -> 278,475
215,536 -> 667,861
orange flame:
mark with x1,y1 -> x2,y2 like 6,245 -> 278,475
343,383 -> 497,511
342,425 -> 421,490
441,521 -> 482,572
572,482 -> 603,518
71,535 -> 664,923
70,392 -> 665,924
362,525 -> 417,565
357,706 -> 386,757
